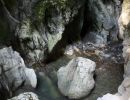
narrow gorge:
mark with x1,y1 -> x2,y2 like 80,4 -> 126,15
0,0 -> 130,100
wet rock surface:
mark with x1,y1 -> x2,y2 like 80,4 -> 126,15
97,0 -> 130,99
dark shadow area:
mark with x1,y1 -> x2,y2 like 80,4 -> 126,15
0,4 -> 10,45
0,86 -> 10,100
44,7 -> 84,63
80,0 -> 98,39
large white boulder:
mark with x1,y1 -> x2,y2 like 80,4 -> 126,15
57,57 -> 96,99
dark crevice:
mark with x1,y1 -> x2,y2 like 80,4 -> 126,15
80,0 -> 98,39
44,7 -> 84,63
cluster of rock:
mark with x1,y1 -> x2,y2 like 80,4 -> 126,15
116,0 -> 130,98
5,56 -> 96,100
0,47 -> 37,99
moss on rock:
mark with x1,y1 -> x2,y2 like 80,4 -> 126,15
4,0 -> 16,11
33,0 -> 74,23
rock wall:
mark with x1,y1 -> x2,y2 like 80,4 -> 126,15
98,0 -> 130,99
118,0 -> 130,99
8,92 -> 39,100
11,0 -> 85,64
81,0 -> 121,46
0,0 -> 122,65
0,0 -> 128,100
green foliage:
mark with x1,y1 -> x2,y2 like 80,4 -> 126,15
33,0 -> 74,23
34,1 -> 49,22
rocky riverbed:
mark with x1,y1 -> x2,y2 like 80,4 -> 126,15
31,41 -> 124,100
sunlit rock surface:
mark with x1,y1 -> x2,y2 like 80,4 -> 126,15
0,0 -> 126,100
0,47 -> 37,91
8,92 -> 39,100
97,93 -> 121,100
118,0 -> 130,99
57,57 -> 96,99
82,0 -> 121,46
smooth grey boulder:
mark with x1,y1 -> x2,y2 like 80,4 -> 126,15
8,92 -> 39,100
0,47 -> 37,91
57,57 -> 96,99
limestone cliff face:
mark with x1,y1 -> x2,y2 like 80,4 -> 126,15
118,1 -> 130,99
81,0 -> 121,46
98,0 -> 130,99
119,0 -> 130,77
0,0 -> 122,64
9,0 -> 86,64
118,0 -> 130,39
